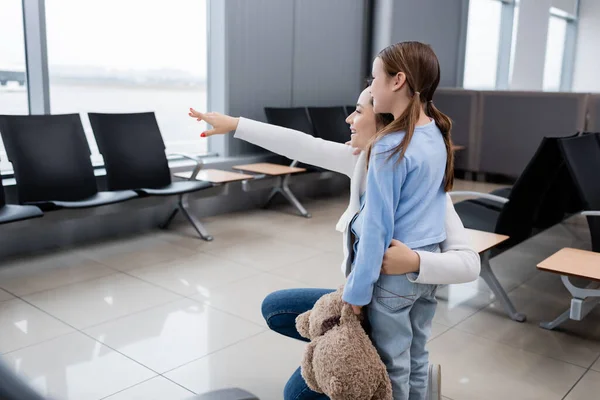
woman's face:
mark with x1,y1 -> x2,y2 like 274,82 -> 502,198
345,88 -> 378,150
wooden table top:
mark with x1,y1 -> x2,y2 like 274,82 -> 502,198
232,162 -> 306,176
466,228 -> 509,254
175,169 -> 255,183
537,247 -> 600,282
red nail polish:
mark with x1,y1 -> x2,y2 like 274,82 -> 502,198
200,133 -> 206,137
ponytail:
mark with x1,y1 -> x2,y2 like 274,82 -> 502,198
426,101 -> 454,192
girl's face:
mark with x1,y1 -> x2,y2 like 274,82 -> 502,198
345,88 -> 378,150
369,56 -> 405,115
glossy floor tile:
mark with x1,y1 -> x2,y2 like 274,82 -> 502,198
128,253 -> 261,297
24,273 -> 182,329
564,370 -> 600,400
428,329 -> 586,400
270,251 -> 346,289
0,298 -> 74,354
593,357 -> 600,372
78,234 -> 197,271
3,186 -> 599,400
0,288 -> 15,302
433,285 -> 494,327
84,299 -> 264,373
166,330 -> 306,400
205,237 -> 324,272
0,251 -> 115,296
195,272 -> 306,326
2,332 -> 156,400
455,283 -> 600,368
104,376 -> 195,400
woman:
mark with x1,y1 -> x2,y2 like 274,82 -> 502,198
189,85 -> 479,400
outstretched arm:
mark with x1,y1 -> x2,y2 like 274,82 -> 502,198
189,109 -> 358,177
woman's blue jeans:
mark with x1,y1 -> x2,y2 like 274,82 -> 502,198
261,288 -> 334,400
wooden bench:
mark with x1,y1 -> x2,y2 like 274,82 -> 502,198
537,247 -> 600,330
465,228 -> 526,322
232,163 -> 306,176
232,162 -> 311,218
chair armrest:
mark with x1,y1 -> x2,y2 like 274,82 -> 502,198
581,211 -> 600,217
449,191 -> 510,204
167,153 -> 204,180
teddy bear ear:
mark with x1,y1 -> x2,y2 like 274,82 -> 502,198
296,311 -> 311,339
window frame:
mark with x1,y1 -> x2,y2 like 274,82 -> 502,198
550,5 -> 579,92
19,0 -> 215,160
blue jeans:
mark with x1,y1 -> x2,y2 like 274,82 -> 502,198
262,261 -> 438,400
368,272 -> 438,400
261,288 -> 334,400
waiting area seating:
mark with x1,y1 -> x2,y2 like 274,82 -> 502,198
536,133 -> 600,330
0,113 -> 254,241
454,131 -> 600,326
235,106 -> 352,218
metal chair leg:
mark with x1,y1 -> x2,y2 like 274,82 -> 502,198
261,174 -> 311,218
179,193 -> 213,241
480,252 -> 526,322
262,185 -> 280,210
541,276 -> 600,330
160,207 -> 180,229
540,309 -> 570,330
281,184 -> 311,218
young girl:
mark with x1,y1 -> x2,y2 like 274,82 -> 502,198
343,41 -> 453,400
190,42 -> 477,400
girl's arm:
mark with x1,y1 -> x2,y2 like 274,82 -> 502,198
343,141 -> 406,307
383,194 -> 481,284
234,117 -> 357,177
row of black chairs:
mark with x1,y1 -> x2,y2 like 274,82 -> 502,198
0,113 -> 215,240
265,105 -> 354,146
451,132 -> 599,322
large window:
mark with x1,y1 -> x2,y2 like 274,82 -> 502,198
45,0 -> 208,161
463,0 -> 503,89
543,8 -> 569,91
0,1 -> 28,171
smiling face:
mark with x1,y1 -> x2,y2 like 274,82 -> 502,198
345,88 -> 379,151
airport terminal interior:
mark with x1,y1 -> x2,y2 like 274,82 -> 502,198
1,1 -> 600,399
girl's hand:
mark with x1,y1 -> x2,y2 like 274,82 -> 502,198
189,108 -> 239,137
347,304 -> 362,315
382,239 -> 420,275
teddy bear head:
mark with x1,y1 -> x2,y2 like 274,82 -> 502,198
295,287 -> 359,340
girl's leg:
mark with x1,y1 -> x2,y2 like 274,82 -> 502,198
261,288 -> 335,342
408,286 -> 438,400
284,367 -> 329,400
368,274 -> 416,400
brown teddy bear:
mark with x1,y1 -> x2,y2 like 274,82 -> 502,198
295,287 -> 392,400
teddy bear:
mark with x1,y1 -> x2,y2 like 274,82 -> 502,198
295,287 -> 392,400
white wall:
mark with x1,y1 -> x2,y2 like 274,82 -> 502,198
572,0 -> 600,92
510,0 -> 553,90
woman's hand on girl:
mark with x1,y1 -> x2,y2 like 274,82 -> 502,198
189,108 -> 239,137
382,240 -> 420,275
